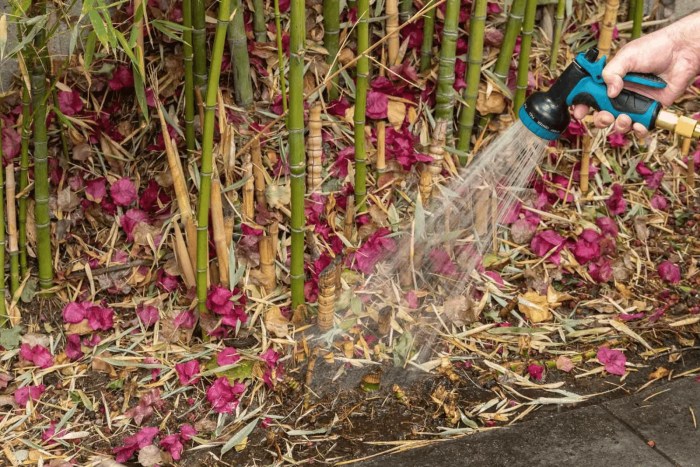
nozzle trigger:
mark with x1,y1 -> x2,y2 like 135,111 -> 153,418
622,72 -> 667,89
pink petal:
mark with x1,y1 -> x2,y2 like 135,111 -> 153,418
658,261 -> 681,284
65,334 -> 84,361
85,178 -> 107,203
14,384 -> 46,406
527,364 -> 544,381
650,193 -> 668,210
595,216 -> 618,238
597,347 -> 626,376
136,305 -> 159,327
179,424 -> 197,441
365,91 -> 389,119
62,302 -> 86,323
175,360 -> 201,386
111,178 -> 138,206
217,347 -> 241,366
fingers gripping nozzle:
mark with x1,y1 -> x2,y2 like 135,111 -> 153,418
519,47 -> 666,140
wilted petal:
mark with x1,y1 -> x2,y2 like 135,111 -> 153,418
658,260 -> 681,284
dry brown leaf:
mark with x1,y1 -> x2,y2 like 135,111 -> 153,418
138,445 -> 162,467
265,306 -> 289,338
387,100 -> 406,129
649,367 -> 669,380
476,85 -> 506,114
518,291 -> 551,322
265,182 -> 290,209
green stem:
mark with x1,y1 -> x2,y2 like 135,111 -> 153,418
253,0 -> 267,42
456,0 -> 486,158
419,0 -> 436,72
323,0 -> 340,100
196,0 -> 232,313
627,0 -> 636,21
0,125 -> 6,326
288,0 -> 306,309
19,83 -> 30,276
228,0 -> 254,107
192,0 -> 208,88
31,0 -> 53,292
354,0 -> 369,213
513,0 -> 537,113
434,0 -> 460,130
631,0 -> 643,39
549,0 -> 565,69
274,0 -> 288,112
183,0 -> 196,153
399,0 -> 412,23
493,0 -> 525,82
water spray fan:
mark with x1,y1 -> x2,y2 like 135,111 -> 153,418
519,47 -> 700,140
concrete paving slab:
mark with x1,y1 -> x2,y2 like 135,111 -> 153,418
604,378 -> 700,467
356,405 -> 670,467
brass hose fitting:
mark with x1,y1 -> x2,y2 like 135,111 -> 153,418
656,110 -> 700,139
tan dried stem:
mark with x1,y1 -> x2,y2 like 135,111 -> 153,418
210,179 -> 229,286
251,137 -> 266,206
307,104 -> 323,192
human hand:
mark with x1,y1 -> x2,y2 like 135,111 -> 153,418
572,12 -> 700,137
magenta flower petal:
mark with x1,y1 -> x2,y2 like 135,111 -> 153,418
658,261 -> 681,284
86,305 -> 114,331
175,360 -> 201,386
62,302 -> 86,323
111,178 -> 138,206
160,434 -> 184,460
14,384 -> 46,406
650,193 -> 668,210
20,344 -> 54,369
85,178 -> 107,203
595,216 -> 618,238
365,91 -> 389,119
597,347 -> 626,376
606,184 -> 627,215
179,424 -> 197,441
527,364 -> 544,381
206,377 -> 245,413
217,347 -> 241,366
136,305 -> 159,327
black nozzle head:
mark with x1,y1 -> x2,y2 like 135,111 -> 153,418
518,92 -> 570,140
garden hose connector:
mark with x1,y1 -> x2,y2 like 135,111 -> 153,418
655,110 -> 700,139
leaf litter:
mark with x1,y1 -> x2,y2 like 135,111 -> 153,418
0,0 -> 699,465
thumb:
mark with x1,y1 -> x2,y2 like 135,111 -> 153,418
601,51 -> 634,98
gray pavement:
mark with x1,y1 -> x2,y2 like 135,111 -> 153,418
356,377 -> 700,467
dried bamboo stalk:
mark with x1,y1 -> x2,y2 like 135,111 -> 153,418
386,0 -> 400,66
269,221 -> 279,256
307,104 -> 323,192
581,133 -> 592,194
682,137 -> 694,201
428,119 -> 448,174
224,217 -> 235,249
251,138 -> 266,206
211,180 -> 229,286
242,155 -> 255,219
344,195 -> 355,241
598,0 -> 620,59
376,121 -> 386,174
174,222 -> 196,288
6,164 -> 18,295
419,168 -> 432,203
317,262 -> 337,330
259,236 -> 276,292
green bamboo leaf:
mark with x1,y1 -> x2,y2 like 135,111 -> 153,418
83,31 -> 97,69
132,66 -> 149,120
151,19 -> 186,43
221,418 -> 259,455
88,10 -> 110,50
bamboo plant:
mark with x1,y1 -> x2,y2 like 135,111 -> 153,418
274,0 -> 288,110
493,0 -> 525,83
456,0 -> 487,158
192,0 -> 207,88
419,0 -> 436,72
550,0 -> 565,69
196,0 -> 232,312
354,0 -> 370,213
228,0 -> 254,107
0,125 -> 5,324
434,0 -> 460,129
253,0 -> 267,42
399,0 -> 412,23
183,0 -> 196,152
30,0 -> 53,291
323,0 -> 340,100
288,0 -> 307,309
386,0 -> 399,66
513,0 -> 537,112
6,163 -> 18,296
597,0 -> 620,59
19,82 -> 30,275
631,0 -> 643,39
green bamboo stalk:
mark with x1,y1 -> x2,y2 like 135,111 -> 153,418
323,0 -> 340,100
456,0 -> 486,158
19,83 -> 30,276
419,0 -> 436,72
0,124 -> 6,326
631,0 -> 643,39
192,0 -> 208,88
627,0 -> 636,21
274,0 -> 288,112
196,0 -> 231,313
354,0 -> 369,213
253,0 -> 267,42
227,0 -> 254,107
288,0 -> 306,309
434,0 -> 460,127
31,0 -> 53,292
399,0 -> 412,23
513,0 -> 537,112
493,0 -> 526,83
549,0 -> 565,69
183,0 -> 196,153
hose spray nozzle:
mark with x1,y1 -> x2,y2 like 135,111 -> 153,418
519,47 -> 666,140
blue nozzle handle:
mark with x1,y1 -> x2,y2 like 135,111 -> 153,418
564,50 -> 663,129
